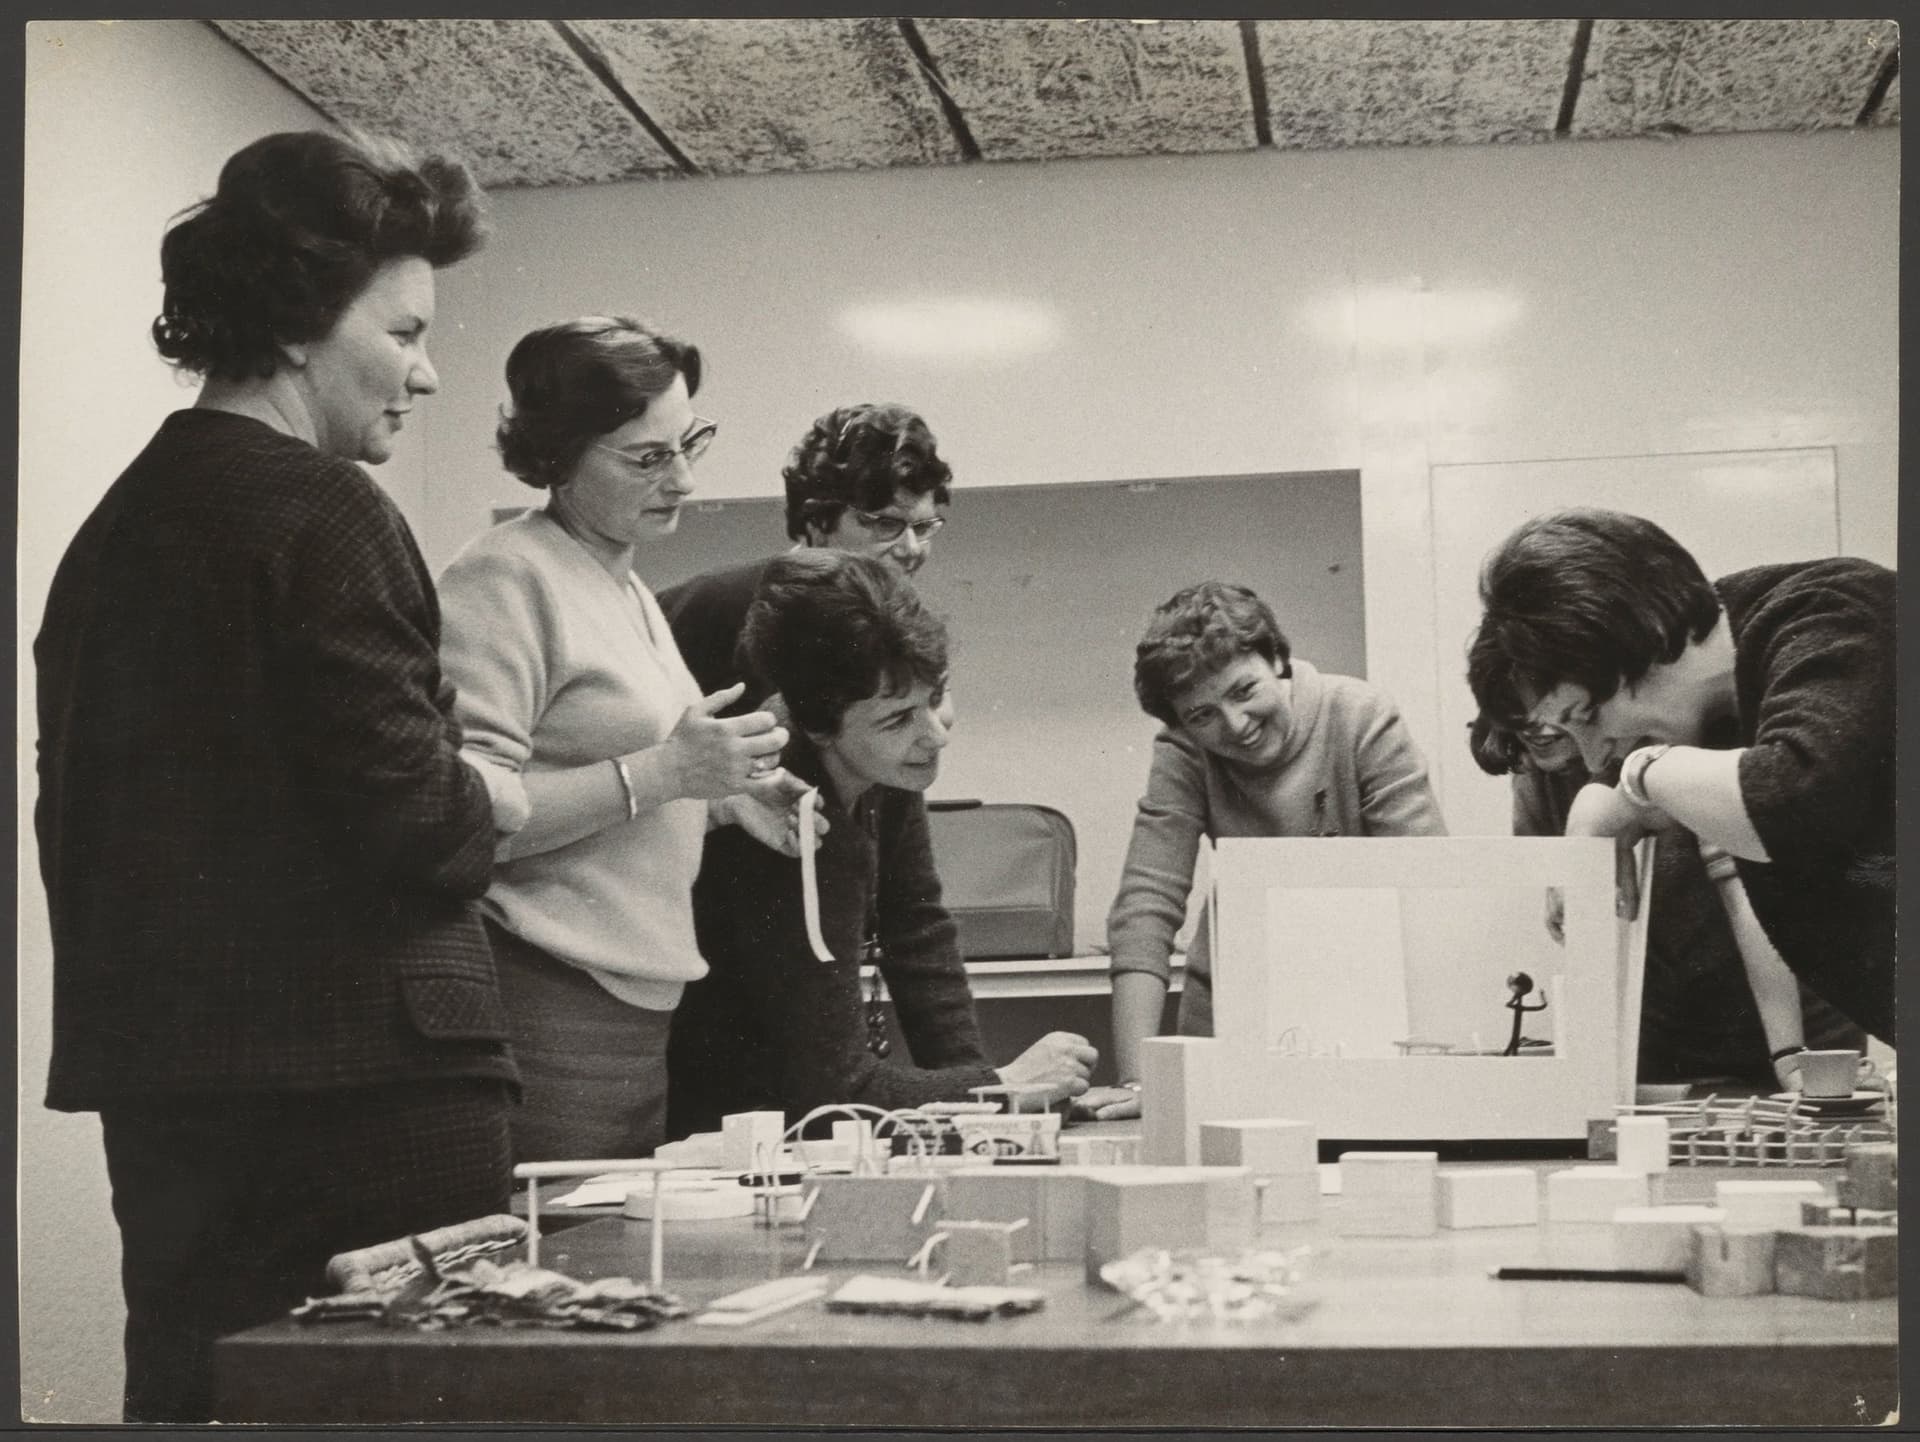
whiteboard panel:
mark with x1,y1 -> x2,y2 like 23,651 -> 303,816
1428,448 -> 1839,838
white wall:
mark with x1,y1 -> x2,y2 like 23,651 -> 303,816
421,124 -> 1898,881
18,19 -> 324,1423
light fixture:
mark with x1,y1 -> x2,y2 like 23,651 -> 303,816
838,297 -> 1063,361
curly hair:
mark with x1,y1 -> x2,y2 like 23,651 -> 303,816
1132,581 -> 1292,728
494,317 -> 702,490
739,550 -> 950,738
151,129 -> 487,381
782,402 -> 952,542
1467,508 -> 1720,728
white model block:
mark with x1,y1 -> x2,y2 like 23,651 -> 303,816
1686,1226 -> 1777,1297
1140,1035 -> 1228,1166
1082,1167 -> 1258,1279
1200,1119 -> 1316,1175
1614,1115 -> 1671,1173
1610,1205 -> 1727,1271
1337,1151 -> 1438,1236
801,1174 -> 944,1261
1714,1179 -> 1828,1231
1256,1169 -> 1321,1224
1058,1134 -> 1142,1167
939,1220 -> 1029,1288
1437,1167 -> 1539,1229
1545,1166 -> 1649,1222
721,1110 -> 787,1172
942,1166 -> 1089,1262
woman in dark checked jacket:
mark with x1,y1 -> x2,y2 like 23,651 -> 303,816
34,130 -> 524,1423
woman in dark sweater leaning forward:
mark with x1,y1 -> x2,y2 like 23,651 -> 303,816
666,550 -> 1097,1136
1466,507 -> 1895,1046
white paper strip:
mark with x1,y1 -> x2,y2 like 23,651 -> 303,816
798,786 -> 834,962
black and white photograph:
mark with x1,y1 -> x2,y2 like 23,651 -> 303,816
17,13 -> 1900,1426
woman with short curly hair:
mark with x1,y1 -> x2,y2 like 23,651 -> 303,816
35,129 -> 510,1422
658,401 -> 955,702
1083,580 -> 1448,1120
437,316 -> 808,1165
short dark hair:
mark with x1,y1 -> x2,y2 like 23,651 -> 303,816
782,403 -> 953,543
495,316 -> 703,490
1467,508 -> 1720,726
152,129 -> 487,381
740,550 -> 950,737
1132,581 -> 1292,728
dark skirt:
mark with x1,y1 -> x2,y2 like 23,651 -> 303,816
486,918 -> 673,1164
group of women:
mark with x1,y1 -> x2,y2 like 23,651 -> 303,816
36,129 -> 1896,1423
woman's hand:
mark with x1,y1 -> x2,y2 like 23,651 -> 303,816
1565,781 -> 1665,920
1772,1050 -> 1806,1093
721,771 -> 827,857
658,683 -> 788,800
1073,1084 -> 1141,1121
995,1030 -> 1098,1106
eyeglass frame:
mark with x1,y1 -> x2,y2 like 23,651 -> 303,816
589,417 -> 718,480
802,500 -> 947,544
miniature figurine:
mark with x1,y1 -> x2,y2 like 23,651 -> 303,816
1503,971 -> 1548,1057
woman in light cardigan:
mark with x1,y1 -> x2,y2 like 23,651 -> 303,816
1087,581 -> 1447,1120
439,317 -> 807,1161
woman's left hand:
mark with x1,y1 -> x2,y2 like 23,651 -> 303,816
726,770 -> 827,856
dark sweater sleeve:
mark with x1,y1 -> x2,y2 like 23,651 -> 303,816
272,466 -> 494,897
1732,564 -> 1896,870
874,792 -> 997,1083
700,807 -> 995,1118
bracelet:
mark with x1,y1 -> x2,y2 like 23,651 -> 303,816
610,758 -> 639,821
1618,743 -> 1672,808
1770,1043 -> 1808,1065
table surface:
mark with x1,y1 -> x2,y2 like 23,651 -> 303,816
214,1154 -> 1897,1427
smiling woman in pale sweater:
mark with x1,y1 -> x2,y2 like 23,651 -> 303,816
1084,580 -> 1447,1121
438,317 -> 808,1161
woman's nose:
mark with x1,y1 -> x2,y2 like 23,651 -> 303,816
410,349 -> 439,396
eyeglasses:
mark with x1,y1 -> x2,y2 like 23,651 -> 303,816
592,418 -> 718,480
848,508 -> 946,544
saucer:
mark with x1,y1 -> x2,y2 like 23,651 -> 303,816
1772,1090 -> 1886,1115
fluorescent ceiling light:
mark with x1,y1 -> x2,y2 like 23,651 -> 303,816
839,297 -> 1063,360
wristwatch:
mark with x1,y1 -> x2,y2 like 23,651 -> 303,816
1618,743 -> 1672,809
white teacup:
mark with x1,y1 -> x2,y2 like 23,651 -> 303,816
1797,1049 -> 1877,1099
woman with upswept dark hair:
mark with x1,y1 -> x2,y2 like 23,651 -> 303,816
35,129 -> 513,1423
438,316 -> 808,1164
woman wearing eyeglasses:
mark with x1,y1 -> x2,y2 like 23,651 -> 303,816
658,401 -> 952,706
437,317 -> 813,1163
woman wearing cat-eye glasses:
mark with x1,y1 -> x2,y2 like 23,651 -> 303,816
438,316 -> 817,1164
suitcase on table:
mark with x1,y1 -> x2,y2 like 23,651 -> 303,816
925,800 -> 1076,960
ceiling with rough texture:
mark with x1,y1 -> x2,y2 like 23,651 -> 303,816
211,17 -> 1901,189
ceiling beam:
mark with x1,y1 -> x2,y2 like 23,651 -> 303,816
548,19 -> 700,176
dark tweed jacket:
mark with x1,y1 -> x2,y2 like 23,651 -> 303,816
36,410 -> 517,1110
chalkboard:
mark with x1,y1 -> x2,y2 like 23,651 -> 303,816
607,470 -> 1369,952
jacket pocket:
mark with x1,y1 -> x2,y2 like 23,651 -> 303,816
400,971 -> 511,1042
